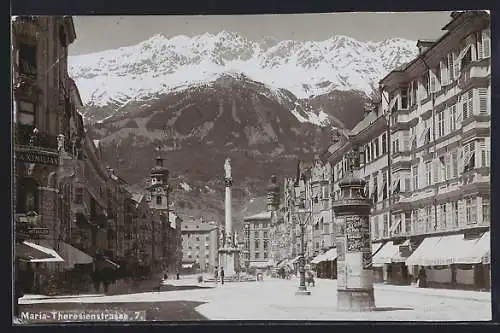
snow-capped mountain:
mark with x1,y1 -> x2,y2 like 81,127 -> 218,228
69,32 -> 417,110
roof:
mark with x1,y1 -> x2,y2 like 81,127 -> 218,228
349,111 -> 378,136
131,193 -> 144,207
181,220 -> 218,232
244,211 -> 272,222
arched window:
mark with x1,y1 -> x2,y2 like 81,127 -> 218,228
16,177 -> 38,213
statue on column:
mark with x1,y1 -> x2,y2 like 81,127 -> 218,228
224,157 -> 232,186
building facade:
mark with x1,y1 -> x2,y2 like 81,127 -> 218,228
325,10 -> 491,289
181,219 -> 218,273
243,212 -> 273,269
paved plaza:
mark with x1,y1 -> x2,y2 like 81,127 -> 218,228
18,276 -> 491,322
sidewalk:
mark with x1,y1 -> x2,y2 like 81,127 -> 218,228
315,278 -> 491,303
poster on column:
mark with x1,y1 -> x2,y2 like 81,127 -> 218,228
346,216 -> 370,253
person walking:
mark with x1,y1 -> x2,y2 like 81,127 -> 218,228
214,266 -> 219,284
417,267 -> 427,288
220,267 -> 225,286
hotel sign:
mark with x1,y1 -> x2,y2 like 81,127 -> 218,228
16,149 -> 59,165
28,227 -> 49,235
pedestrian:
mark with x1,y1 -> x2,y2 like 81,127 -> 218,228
220,267 -> 225,286
176,269 -> 180,280
214,266 -> 219,284
417,267 -> 427,288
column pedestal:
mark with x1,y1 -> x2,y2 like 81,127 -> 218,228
218,247 -> 240,278
337,289 -> 375,311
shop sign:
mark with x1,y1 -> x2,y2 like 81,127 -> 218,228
16,149 -> 58,165
28,227 -> 49,235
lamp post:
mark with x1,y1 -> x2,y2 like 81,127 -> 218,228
295,208 -> 312,296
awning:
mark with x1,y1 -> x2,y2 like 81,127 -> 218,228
250,260 -> 274,268
322,248 -> 338,262
372,242 -> 384,255
291,255 -> 301,264
406,234 -> 484,266
454,231 -> 490,265
311,253 -> 325,264
23,241 -> 64,263
406,236 -> 441,266
182,263 -> 194,269
57,242 -> 93,269
372,241 -> 401,267
16,242 -> 54,261
391,240 -> 411,263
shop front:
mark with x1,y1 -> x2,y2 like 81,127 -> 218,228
372,240 -> 412,285
405,231 -> 490,290
312,247 -> 337,279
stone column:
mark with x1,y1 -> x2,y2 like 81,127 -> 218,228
332,147 -> 375,311
218,158 -> 240,277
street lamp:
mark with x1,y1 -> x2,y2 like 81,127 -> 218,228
295,208 -> 312,296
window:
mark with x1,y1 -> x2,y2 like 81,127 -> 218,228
74,187 -> 84,204
412,165 -> 419,191
440,57 -> 449,86
383,214 -> 388,238
18,42 -> 37,77
451,151 -> 459,178
449,104 -> 457,132
16,178 -> 39,213
254,231 -> 259,239
315,242 -> 319,249
382,172 -> 388,200
463,141 -> 475,172
437,112 -> 445,137
255,252 -> 260,259
404,212 -> 412,234
462,90 -> 473,120
440,204 -> 447,229
381,133 -> 387,154
411,209 -> 419,233
421,72 -> 429,100
425,207 -> 433,232
18,101 -> 36,126
254,240 -> 259,249
461,46 -> 472,69
206,236 -> 209,241
401,87 -> 408,109
392,138 -> 399,154
374,138 -> 380,158
373,216 -> 379,239
482,197 -> 490,224
196,237 -> 200,241
439,156 -> 447,182
425,161 -> 432,186
263,240 -> 268,250
410,81 -> 417,107
465,198 -> 477,225
263,252 -> 268,259
451,201 -> 459,227
366,145 -> 371,163
156,196 -> 162,205
372,175 -> 378,202
482,29 -> 491,59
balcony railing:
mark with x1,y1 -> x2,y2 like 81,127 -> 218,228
15,125 -> 60,150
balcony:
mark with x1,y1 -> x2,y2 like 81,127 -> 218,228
458,59 -> 490,91
14,125 -> 62,164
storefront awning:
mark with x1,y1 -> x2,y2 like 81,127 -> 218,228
16,242 -> 54,261
250,260 -> 274,268
291,255 -> 301,264
372,241 -> 401,267
454,231 -> 490,265
406,234 -> 485,267
57,242 -> 94,269
23,241 -> 64,263
311,253 -> 325,264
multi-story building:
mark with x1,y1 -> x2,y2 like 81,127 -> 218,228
180,219 -> 218,273
324,10 -> 491,290
243,211 -> 273,269
168,212 -> 182,274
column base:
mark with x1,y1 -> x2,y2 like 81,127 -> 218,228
337,289 -> 375,311
295,285 -> 311,296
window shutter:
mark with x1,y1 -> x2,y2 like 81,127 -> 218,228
433,159 -> 438,184
453,52 -> 461,78
429,70 -> 436,93
440,60 -> 448,86
448,54 -> 454,82
468,90 -> 473,116
479,88 -> 488,114
445,155 -> 451,180
482,29 -> 491,59
477,32 -> 484,59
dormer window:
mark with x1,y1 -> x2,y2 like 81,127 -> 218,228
156,196 -> 162,205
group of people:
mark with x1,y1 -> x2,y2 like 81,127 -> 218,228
214,266 -> 225,285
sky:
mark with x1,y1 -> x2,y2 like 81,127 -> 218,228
69,12 -> 452,56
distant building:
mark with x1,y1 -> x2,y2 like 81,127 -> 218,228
243,211 -> 273,269
180,219 -> 218,273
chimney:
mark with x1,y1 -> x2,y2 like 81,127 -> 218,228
416,40 -> 435,55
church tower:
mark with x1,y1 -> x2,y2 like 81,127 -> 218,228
147,155 -> 169,212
